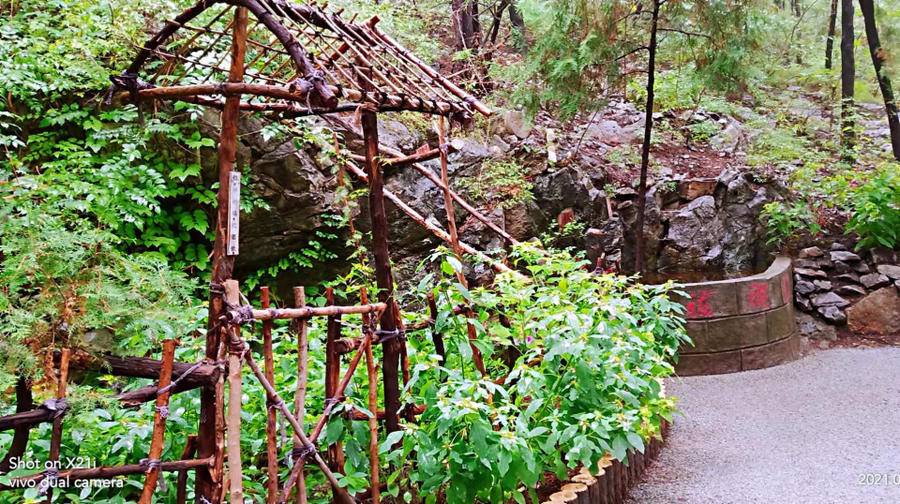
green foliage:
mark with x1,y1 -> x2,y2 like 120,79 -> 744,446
746,117 -> 820,169
760,200 -> 822,248
512,0 -> 764,119
0,202 -> 200,388
685,120 -> 721,144
460,158 -> 534,209
384,245 -> 688,502
845,164 -> 900,250
1,0 -> 223,272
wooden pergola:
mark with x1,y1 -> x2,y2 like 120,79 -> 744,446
0,1 -> 535,502
111,1 -> 495,502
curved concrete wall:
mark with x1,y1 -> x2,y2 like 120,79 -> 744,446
673,257 -> 800,375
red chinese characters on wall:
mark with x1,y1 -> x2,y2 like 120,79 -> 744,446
746,282 -> 770,311
686,289 -> 714,318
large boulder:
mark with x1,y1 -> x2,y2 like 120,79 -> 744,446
658,195 -> 724,269
846,287 -> 900,335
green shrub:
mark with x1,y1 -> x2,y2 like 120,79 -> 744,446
846,165 -> 900,250
0,203 -> 200,387
385,245 -> 688,503
760,200 -> 821,248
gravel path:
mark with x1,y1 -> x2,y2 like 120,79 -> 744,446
627,348 -> 900,504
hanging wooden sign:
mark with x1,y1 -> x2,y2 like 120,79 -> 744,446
227,171 -> 241,256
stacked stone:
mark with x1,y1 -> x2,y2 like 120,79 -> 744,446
793,243 -> 900,339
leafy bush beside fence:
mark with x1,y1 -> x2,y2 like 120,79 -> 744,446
380,245 -> 688,503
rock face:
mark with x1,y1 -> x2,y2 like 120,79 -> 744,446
635,168 -> 781,273
659,195 -> 724,269
846,288 -> 900,335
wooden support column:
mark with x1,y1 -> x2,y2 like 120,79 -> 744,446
323,287 -> 345,474
224,280 -> 244,504
361,108 -> 402,433
261,287 -> 279,504
138,339 -> 177,504
291,286 -> 309,504
45,348 -> 70,504
199,6 -> 247,503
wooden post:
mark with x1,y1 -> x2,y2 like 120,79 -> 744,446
45,348 -> 70,504
324,287 -> 346,474
176,436 -> 198,504
199,5 -> 247,502
291,286 -> 309,504
437,115 -> 487,377
426,293 -> 446,364
138,339 -> 178,504
393,301 -> 411,396
224,280 -> 244,504
261,287 -> 279,504
361,288 -> 380,504
361,107 -> 402,433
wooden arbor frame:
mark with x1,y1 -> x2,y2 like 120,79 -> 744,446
0,0 -> 500,504
0,1 -> 522,502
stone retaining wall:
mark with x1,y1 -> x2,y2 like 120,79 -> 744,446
674,257 -> 800,375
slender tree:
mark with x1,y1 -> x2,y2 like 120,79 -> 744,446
825,0 -> 838,69
858,0 -> 900,160
634,0 -> 661,274
840,0 -> 856,160
452,0 -> 481,50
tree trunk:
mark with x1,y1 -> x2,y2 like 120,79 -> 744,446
858,0 -> 900,160
452,0 -> 480,49
840,0 -> 856,160
826,0 -> 838,69
635,0 -> 660,274
509,1 -> 524,31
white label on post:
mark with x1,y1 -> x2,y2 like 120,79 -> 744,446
227,171 -> 241,256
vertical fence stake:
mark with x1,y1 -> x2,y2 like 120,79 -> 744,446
139,339 -> 178,504
175,435 -> 198,504
426,293 -> 446,364
361,288 -> 381,504
324,287 -> 346,475
292,286 -> 309,504
224,280 -> 244,503
45,348 -> 70,504
261,287 -> 279,504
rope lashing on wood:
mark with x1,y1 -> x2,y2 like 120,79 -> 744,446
37,467 -> 58,495
375,328 -> 405,344
288,442 -> 318,462
156,359 -> 210,396
222,304 -> 255,325
140,458 -> 162,473
39,398 -> 68,419
107,72 -> 153,122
